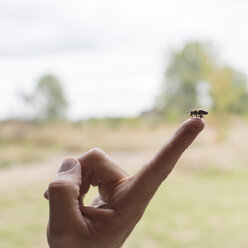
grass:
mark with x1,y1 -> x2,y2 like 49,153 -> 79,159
0,183 -> 48,248
125,169 -> 248,248
1,169 -> 248,248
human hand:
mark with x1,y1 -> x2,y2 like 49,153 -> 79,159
44,118 -> 204,248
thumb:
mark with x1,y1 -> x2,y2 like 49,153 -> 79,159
45,158 -> 82,226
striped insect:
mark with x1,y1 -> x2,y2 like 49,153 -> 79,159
190,109 -> 208,119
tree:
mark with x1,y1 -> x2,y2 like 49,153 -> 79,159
156,41 -> 248,120
33,74 -> 68,120
209,66 -> 248,115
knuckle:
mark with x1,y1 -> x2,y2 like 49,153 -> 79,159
48,180 -> 79,197
88,147 -> 106,159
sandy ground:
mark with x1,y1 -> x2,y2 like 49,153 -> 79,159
0,150 -> 155,191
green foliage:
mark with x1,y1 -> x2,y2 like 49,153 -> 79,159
156,41 -> 248,120
34,74 -> 68,121
209,66 -> 248,114
156,42 -> 214,119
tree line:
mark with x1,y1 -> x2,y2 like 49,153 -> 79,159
22,41 -> 248,121
155,41 -> 248,120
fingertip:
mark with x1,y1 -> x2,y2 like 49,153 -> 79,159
183,118 -> 205,133
171,118 -> 205,149
58,158 -> 78,173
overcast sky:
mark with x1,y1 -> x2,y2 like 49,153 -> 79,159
1,0 -> 248,119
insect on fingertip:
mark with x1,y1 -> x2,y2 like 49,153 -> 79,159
190,109 -> 208,119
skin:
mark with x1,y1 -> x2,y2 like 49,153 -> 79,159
44,118 -> 205,248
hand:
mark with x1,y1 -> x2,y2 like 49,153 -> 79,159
44,118 -> 204,248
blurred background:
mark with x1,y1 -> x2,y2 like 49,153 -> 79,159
1,0 -> 248,247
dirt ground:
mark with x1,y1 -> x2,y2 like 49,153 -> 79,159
0,150 -> 154,191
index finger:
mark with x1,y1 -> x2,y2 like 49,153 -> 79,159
127,118 -> 205,208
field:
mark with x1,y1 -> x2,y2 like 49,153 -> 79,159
1,118 -> 248,248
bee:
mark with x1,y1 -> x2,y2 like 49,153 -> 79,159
190,109 -> 208,119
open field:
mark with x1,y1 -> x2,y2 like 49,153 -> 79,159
1,163 -> 248,248
1,118 -> 248,247
1,117 -> 248,170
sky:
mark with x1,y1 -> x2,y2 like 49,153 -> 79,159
1,0 -> 248,119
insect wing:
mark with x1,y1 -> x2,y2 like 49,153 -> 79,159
199,110 -> 208,115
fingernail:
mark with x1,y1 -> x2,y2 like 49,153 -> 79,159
44,190 -> 48,199
58,159 -> 77,173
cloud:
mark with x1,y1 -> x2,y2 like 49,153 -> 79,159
0,0 -> 98,56
1,0 -> 248,119
1,0 -> 248,57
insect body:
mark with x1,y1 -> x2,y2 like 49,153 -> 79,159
190,109 -> 208,119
